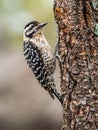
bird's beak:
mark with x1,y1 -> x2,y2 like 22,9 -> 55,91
38,22 -> 48,30
39,22 -> 48,28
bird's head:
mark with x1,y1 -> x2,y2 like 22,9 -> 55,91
24,21 -> 47,39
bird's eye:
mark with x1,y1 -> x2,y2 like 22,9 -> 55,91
29,26 -> 33,31
29,25 -> 34,30
31,25 -> 34,28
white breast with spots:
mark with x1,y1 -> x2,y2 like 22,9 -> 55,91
30,36 -> 55,74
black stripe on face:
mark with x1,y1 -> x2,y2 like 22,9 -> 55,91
24,21 -> 40,38
24,21 -> 40,29
25,25 -> 38,38
25,30 -> 34,38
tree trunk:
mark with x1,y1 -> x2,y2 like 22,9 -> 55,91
53,0 -> 98,129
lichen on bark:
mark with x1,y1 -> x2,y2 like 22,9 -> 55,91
53,0 -> 98,129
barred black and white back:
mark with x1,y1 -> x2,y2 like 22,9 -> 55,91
23,21 -> 62,105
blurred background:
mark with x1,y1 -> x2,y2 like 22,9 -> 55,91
0,0 -> 62,130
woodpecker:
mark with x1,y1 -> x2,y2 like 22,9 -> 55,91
23,21 -> 62,105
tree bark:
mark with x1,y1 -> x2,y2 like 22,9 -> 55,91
53,0 -> 98,130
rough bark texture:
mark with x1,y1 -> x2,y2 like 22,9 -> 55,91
53,0 -> 98,130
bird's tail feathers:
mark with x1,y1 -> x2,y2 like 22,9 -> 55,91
53,87 -> 63,105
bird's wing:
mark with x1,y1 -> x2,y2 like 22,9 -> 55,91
24,41 -> 55,99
